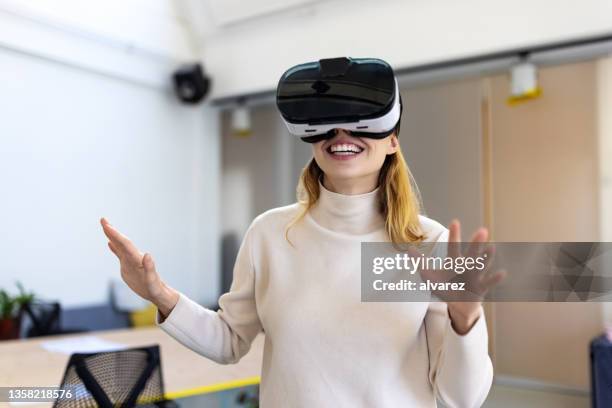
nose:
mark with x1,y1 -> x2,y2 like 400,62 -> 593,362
333,128 -> 353,137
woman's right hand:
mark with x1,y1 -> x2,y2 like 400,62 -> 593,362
100,217 -> 179,319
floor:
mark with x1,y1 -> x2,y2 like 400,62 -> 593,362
483,384 -> 589,408
174,383 -> 590,408
174,386 -> 258,408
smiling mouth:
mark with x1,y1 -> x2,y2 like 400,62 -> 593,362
326,143 -> 364,156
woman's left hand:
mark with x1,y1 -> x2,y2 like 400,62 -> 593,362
419,220 -> 506,335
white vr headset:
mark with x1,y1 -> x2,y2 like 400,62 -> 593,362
275,57 -> 402,143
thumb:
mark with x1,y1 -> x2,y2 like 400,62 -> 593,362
142,253 -> 156,274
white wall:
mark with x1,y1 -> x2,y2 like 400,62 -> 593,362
194,0 -> 612,99
0,0 -> 198,88
0,1 -> 220,308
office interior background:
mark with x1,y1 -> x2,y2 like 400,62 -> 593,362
1,0 -> 612,407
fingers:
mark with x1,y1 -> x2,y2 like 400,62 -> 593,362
448,219 -> 461,242
100,218 -> 142,262
143,253 -> 156,274
100,217 -> 114,239
142,253 -> 160,288
103,219 -> 121,260
481,245 -> 495,270
108,241 -> 120,258
101,217 -> 121,243
101,219 -> 130,248
447,220 -> 462,258
446,219 -> 489,260
466,227 -> 489,259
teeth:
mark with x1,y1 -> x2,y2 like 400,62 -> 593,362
329,143 -> 363,153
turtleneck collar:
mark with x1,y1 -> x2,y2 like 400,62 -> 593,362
308,179 -> 385,235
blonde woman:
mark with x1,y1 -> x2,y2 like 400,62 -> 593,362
101,58 -> 502,407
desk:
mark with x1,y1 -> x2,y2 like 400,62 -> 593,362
0,327 -> 264,407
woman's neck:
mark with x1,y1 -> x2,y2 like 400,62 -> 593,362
308,178 -> 385,235
321,173 -> 379,195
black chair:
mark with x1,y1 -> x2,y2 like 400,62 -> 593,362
61,303 -> 130,332
21,301 -> 86,337
53,345 -> 177,408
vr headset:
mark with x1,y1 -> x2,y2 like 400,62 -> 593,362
276,57 -> 402,143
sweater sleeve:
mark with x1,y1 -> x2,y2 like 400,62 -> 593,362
425,302 -> 493,408
423,223 -> 493,407
155,224 -> 263,364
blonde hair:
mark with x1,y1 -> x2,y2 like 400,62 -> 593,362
285,142 -> 424,246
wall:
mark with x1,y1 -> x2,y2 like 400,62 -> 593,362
220,105 -> 296,238
220,79 -> 485,237
0,1 -> 220,308
0,0 -> 197,88
403,59 -> 605,389
218,60 -> 609,391
487,60 -> 601,389
195,0 -> 612,99
597,58 -> 612,326
399,81 -> 484,235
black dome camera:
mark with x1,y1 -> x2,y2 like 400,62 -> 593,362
173,63 -> 210,104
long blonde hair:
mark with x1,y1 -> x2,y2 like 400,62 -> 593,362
285,142 -> 424,245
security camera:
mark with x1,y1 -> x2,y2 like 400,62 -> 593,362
173,63 -> 211,104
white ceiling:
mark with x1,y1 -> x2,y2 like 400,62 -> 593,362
204,0 -> 326,27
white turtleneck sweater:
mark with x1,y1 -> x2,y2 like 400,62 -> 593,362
157,183 -> 493,407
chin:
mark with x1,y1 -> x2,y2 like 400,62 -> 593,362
321,167 -> 369,181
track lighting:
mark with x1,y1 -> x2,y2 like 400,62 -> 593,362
508,56 -> 542,105
231,104 -> 251,137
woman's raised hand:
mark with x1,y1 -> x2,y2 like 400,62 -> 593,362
100,217 -> 179,318
419,220 -> 506,334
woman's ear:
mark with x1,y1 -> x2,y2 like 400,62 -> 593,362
386,134 -> 399,155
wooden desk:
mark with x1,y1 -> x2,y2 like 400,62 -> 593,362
0,327 -> 264,407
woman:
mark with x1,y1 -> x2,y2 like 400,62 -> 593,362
101,58 -> 502,407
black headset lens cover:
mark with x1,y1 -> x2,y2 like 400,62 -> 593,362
277,57 -> 396,125
299,95 -> 403,144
